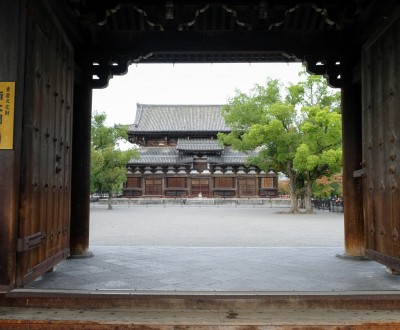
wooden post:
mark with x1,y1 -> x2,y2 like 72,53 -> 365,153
69,68 -> 93,258
234,176 -> 238,198
341,68 -> 365,257
0,0 -> 27,290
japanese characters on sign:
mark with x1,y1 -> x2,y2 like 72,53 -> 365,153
0,82 -> 15,150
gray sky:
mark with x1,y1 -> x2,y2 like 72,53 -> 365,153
92,62 -> 303,126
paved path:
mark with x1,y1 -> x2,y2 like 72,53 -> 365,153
25,206 -> 400,291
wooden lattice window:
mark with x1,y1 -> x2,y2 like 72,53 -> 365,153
260,177 -> 274,188
191,178 -> 210,196
214,177 -> 234,188
193,158 -> 208,171
145,178 -> 162,195
166,177 -> 186,188
127,177 -> 141,188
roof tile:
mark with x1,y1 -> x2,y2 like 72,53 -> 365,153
176,138 -> 224,151
129,104 -> 230,133
128,147 -> 192,164
129,147 -> 253,165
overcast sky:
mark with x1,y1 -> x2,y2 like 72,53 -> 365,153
92,62 -> 304,126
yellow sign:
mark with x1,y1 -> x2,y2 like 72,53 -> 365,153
0,82 -> 15,150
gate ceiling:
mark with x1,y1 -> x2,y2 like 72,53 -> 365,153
61,0 -> 398,88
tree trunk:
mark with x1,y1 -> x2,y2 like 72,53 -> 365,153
287,166 -> 299,213
108,190 -> 113,210
304,181 -> 313,214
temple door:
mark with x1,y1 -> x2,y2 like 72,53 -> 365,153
362,12 -> 400,272
191,178 -> 210,197
238,178 -> 256,197
16,0 -> 74,287
144,178 -> 163,196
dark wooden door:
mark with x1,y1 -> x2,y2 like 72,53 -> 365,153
145,178 -> 162,196
362,14 -> 400,272
191,178 -> 210,197
238,178 -> 256,197
16,0 -> 74,287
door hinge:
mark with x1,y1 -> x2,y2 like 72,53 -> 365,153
17,232 -> 46,252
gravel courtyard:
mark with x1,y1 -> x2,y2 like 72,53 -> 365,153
89,205 -> 344,247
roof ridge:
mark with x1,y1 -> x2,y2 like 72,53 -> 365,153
137,103 -> 225,108
130,104 -> 230,132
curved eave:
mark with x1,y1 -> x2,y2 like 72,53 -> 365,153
128,130 -> 231,136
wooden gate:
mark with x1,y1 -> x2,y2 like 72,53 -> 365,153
362,13 -> 400,272
16,0 -> 74,286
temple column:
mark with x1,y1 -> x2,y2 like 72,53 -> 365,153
341,65 -> 365,257
69,62 -> 93,258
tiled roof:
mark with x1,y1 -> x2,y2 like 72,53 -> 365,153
128,147 -> 192,165
128,147 -> 255,165
129,104 -> 230,133
208,148 -> 254,164
176,138 -> 224,151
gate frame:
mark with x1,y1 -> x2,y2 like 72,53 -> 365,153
0,0 -> 28,291
1,0 -> 400,290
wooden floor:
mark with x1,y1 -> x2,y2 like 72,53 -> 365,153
1,306 -> 400,329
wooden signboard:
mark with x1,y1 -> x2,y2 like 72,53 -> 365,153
0,82 -> 15,149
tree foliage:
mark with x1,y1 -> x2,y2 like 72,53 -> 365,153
90,112 -> 138,209
278,179 -> 290,196
313,173 -> 343,199
218,70 -> 342,213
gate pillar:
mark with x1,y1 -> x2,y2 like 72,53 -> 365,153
70,68 -> 93,258
341,67 -> 365,257
0,0 -> 27,290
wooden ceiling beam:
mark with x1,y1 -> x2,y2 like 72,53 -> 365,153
90,29 -> 347,60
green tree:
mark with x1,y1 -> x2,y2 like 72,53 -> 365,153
289,73 -> 342,213
293,106 -> 342,212
219,71 -> 341,213
219,79 -> 302,213
286,72 -> 341,112
91,112 -> 138,209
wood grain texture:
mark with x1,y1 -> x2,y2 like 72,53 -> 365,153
0,0 -> 27,287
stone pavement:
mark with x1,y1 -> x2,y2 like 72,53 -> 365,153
27,245 -> 400,291
26,205 -> 400,292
